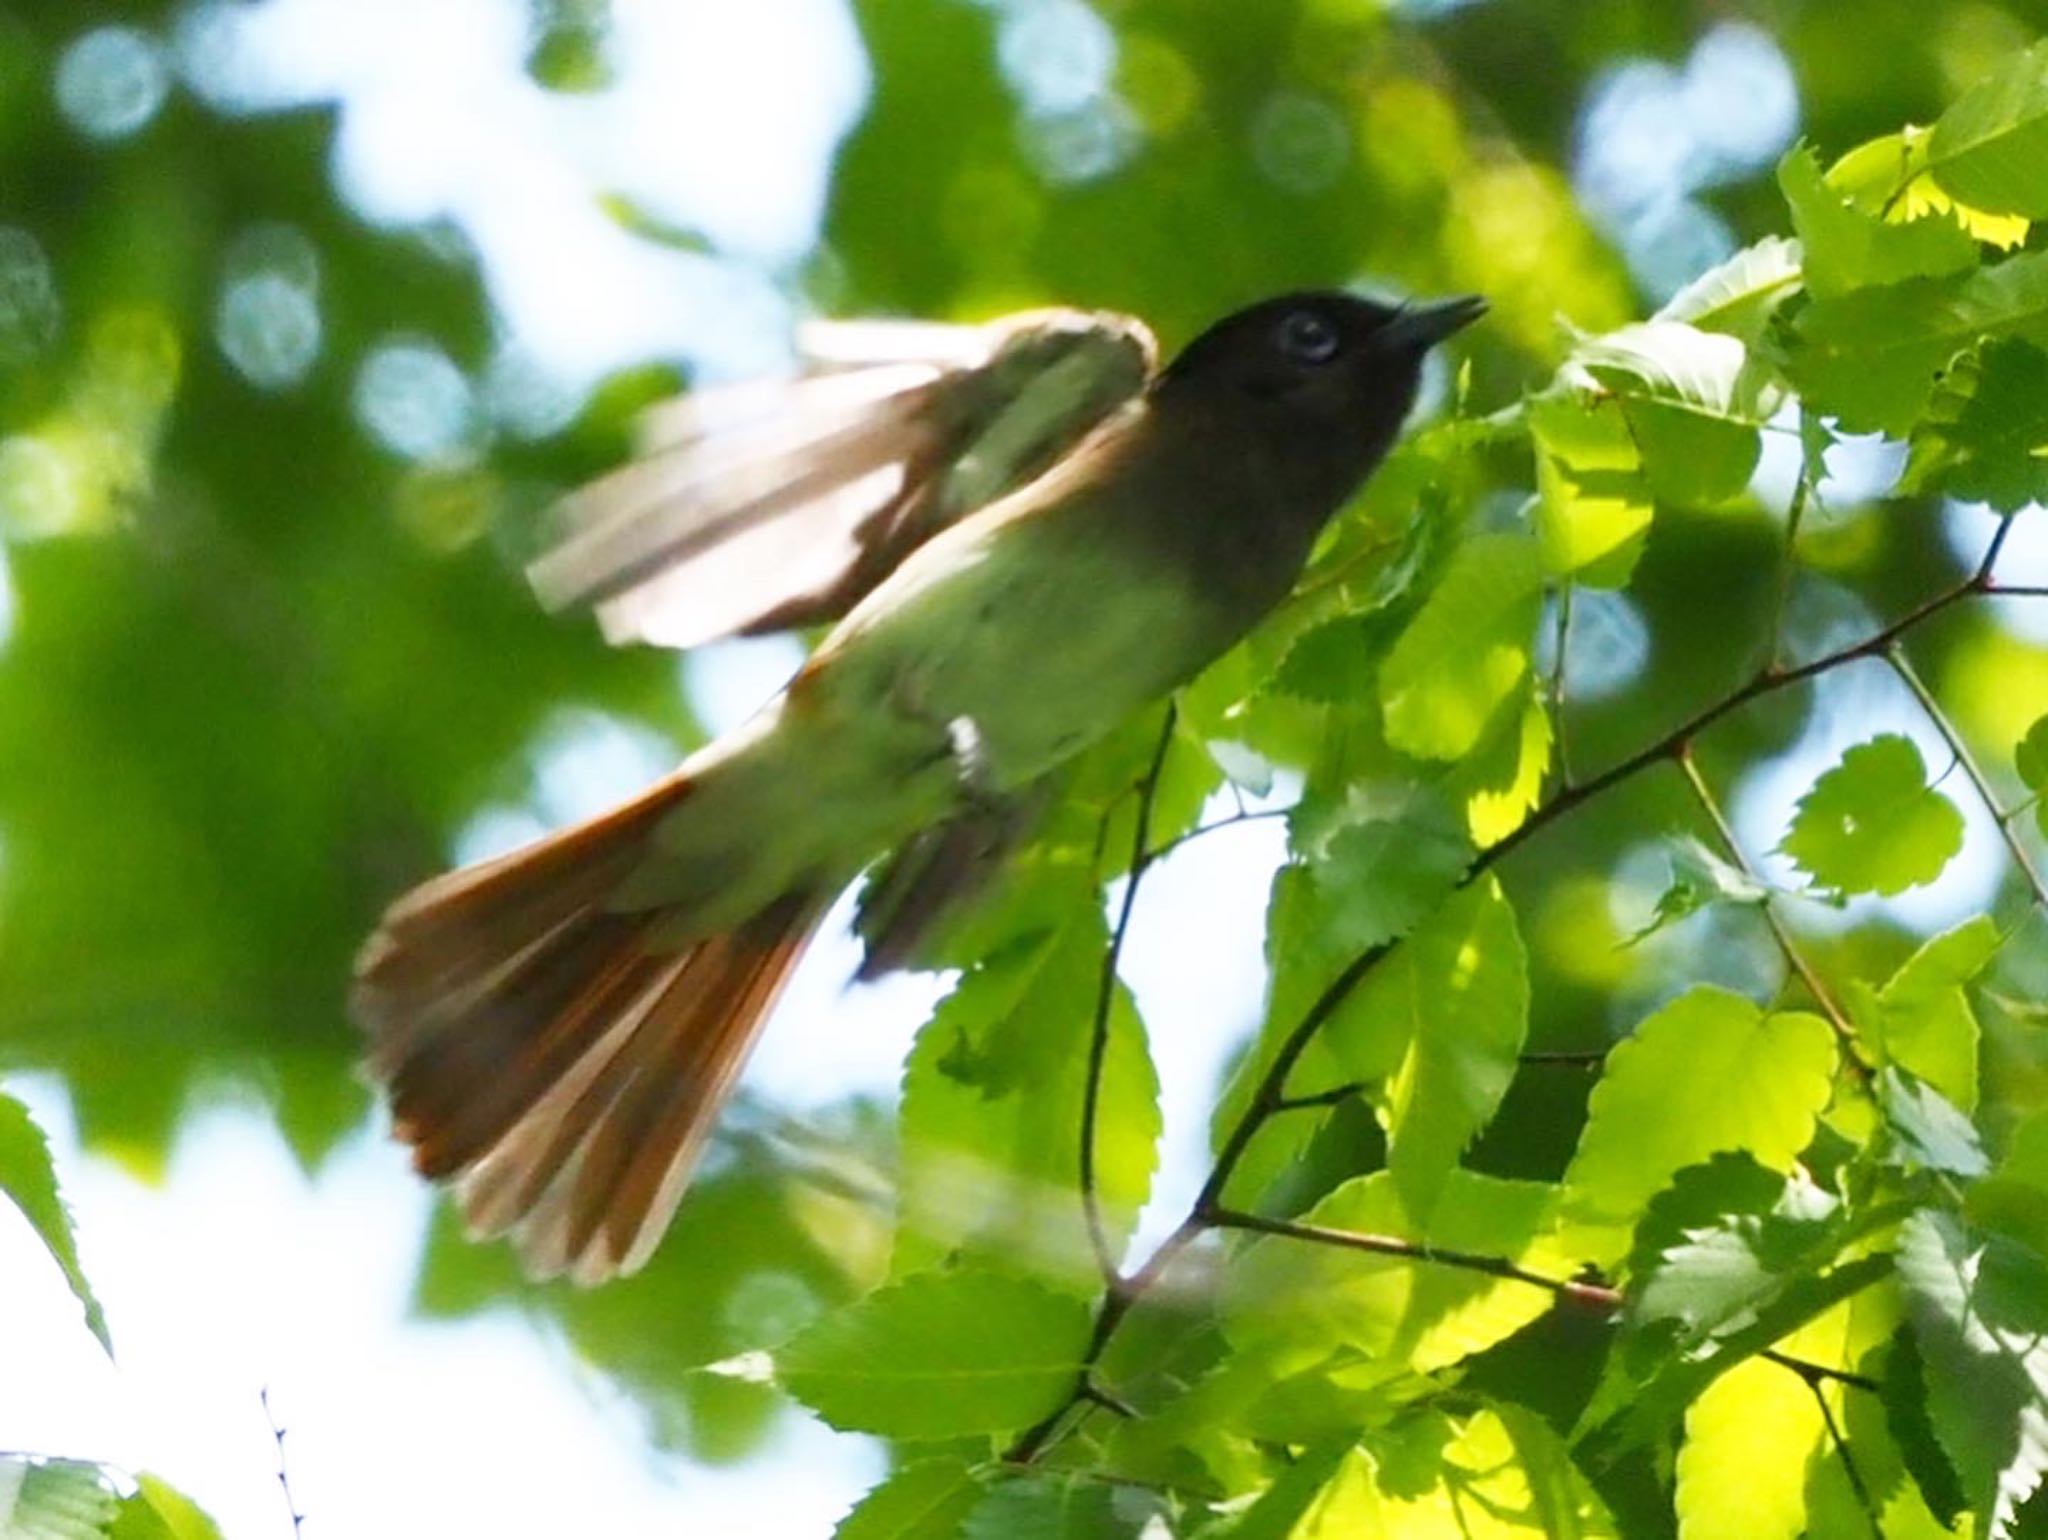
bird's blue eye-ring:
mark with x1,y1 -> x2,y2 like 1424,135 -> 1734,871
1277,309 -> 1342,365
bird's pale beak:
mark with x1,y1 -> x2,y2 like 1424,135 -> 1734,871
1380,294 -> 1488,351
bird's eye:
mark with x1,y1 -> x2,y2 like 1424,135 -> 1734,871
1277,309 -> 1341,365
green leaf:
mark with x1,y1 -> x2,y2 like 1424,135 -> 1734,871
1321,877 -> 1530,1223
834,1458 -> 991,1540
1529,392 -> 1654,586
1970,1107 -> 2048,1258
109,1476 -> 227,1540
1222,1170 -> 1564,1381
895,909 -> 1160,1289
1560,988 -> 1837,1257
0,1090 -> 111,1355
1566,321 -> 1789,503
1848,916 -> 1999,1110
1201,1442 -> 1358,1539
1792,248 -> 2048,434
2020,715 -> 2048,841
1880,1068 -> 1991,1178
1454,687 -> 1553,847
1299,794 -> 1477,963
961,1474 -> 1120,1540
1778,144 -> 1977,299
1628,1159 -> 1846,1342
1828,127 -> 2033,248
1379,533 -> 1547,760
1673,1305 -> 1859,1540
1896,1210 -> 2048,1537
777,1269 -> 1091,1439
1653,235 -> 1806,344
1780,734 -> 1966,896
1885,1329 -> 1968,1526
1899,339 -> 2048,514
0,1457 -> 117,1540
1927,41 -> 2048,219
1623,835 -> 1772,946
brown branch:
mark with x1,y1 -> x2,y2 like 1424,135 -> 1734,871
1884,645 -> 2048,908
1676,748 -> 1869,1072
1203,1207 -> 1624,1311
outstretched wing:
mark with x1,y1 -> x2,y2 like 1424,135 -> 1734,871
526,308 -> 1156,651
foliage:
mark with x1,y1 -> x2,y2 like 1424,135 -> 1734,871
6,2 -> 2048,1537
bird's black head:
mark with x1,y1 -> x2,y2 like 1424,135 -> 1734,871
1155,289 -> 1485,476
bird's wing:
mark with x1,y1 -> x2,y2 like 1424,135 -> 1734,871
526,307 -> 1157,651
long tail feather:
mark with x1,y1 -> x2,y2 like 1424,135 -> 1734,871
354,776 -> 826,1283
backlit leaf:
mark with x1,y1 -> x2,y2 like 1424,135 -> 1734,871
1928,41 -> 2048,218
1781,735 -> 1966,896
833,1459 -> 989,1540
1380,533 -> 1547,760
1779,143 -> 1977,300
0,1091 -> 110,1355
778,1269 -> 1091,1439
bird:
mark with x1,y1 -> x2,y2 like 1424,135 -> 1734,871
353,288 -> 1486,1285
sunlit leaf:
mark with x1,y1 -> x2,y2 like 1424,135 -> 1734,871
833,1458 -> 990,1540
1560,988 -> 1837,1256
0,1457 -> 115,1540
1780,734 -> 1966,896
1653,235 -> 1805,344
1896,1210 -> 2048,1537
1222,1170 -> 1564,1381
778,1269 -> 1091,1439
0,1090 -> 110,1355
896,909 -> 1159,1291
1529,392 -> 1654,586
109,1476 -> 227,1540
1379,533 -> 1546,760
1566,320 -> 1789,503
1829,128 -> 2032,248
1672,1307 -> 1852,1540
1791,248 -> 2048,434
2020,714 -> 2048,840
1846,916 -> 1998,1110
1927,41 -> 2048,218
1779,143 -> 1977,299
1320,877 -> 1529,1223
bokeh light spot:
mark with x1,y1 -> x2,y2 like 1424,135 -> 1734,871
997,0 -> 1117,116
0,435 -> 85,541
0,230 -> 62,366
1019,98 -> 1141,185
1251,92 -> 1350,196
55,26 -> 172,142
217,274 -> 321,391
353,339 -> 478,462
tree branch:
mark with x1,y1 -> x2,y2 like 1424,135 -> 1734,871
1081,703 -> 1179,1287
1676,747 -> 1869,1072
1203,1207 -> 1624,1311
1780,1357 -> 1883,1537
1884,645 -> 2048,908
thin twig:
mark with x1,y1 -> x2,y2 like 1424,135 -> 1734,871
1146,808 -> 1290,866
1761,1349 -> 1880,1394
1081,704 -> 1179,1287
260,1387 -> 305,1540
1550,582 -> 1576,788
1270,1082 -> 1368,1113
1991,584 -> 2048,597
1884,645 -> 2048,908
1779,1358 -> 1882,1536
1676,748 -> 1867,1069
1519,1047 -> 1610,1066
1204,1207 -> 1624,1311
1766,468 -> 1814,668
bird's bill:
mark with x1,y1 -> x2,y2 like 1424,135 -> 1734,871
1378,293 -> 1489,351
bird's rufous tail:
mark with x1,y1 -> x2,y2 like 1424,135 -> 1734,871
353,772 -> 825,1284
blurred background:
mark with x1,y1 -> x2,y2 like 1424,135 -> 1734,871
2,0 -> 2045,1534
